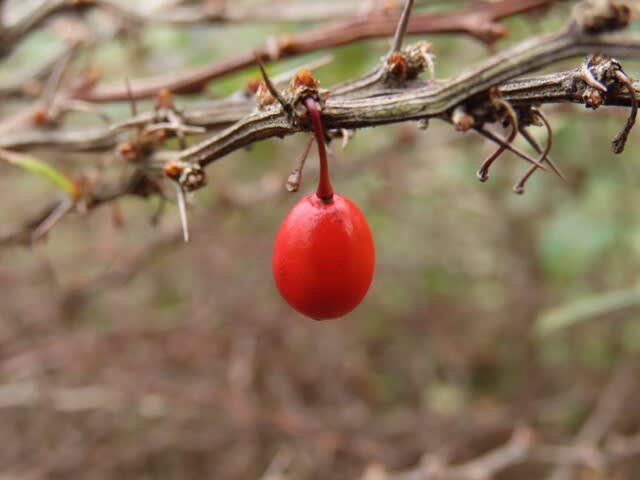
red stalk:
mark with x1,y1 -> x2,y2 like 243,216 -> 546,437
304,97 -> 334,202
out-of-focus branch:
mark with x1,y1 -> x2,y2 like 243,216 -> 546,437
74,0 -> 557,102
0,0 -> 379,58
370,362 -> 636,480
545,361 -> 635,480
0,46 -> 73,98
0,170 -> 143,247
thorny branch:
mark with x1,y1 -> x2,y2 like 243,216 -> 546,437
176,35 -> 639,169
0,0 -> 638,246
1,71 -> 638,154
70,0 -> 556,101
0,2 -> 638,478
0,0 -> 427,58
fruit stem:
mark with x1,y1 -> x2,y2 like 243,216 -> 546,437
304,97 -> 334,202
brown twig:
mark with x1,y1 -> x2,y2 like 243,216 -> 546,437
389,0 -> 415,54
514,109 -> 558,194
74,0 -> 556,102
611,69 -> 638,153
545,361 -> 635,480
286,135 -> 314,193
0,0 -> 638,246
254,52 -> 292,115
476,97 -> 520,181
474,126 -> 548,172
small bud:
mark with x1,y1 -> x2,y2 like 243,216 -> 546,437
32,108 -> 48,126
245,78 -> 261,95
451,107 -> 474,131
256,82 -> 276,108
155,88 -> 174,110
163,159 -> 183,180
386,52 -> 408,78
118,141 -> 139,162
291,69 -> 319,90
583,88 -> 603,109
286,169 -> 301,192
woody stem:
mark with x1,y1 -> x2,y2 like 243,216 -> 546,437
304,97 -> 334,202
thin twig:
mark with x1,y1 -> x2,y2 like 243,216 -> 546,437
389,0 -> 415,54
545,361 -> 635,480
30,196 -> 75,242
477,97 -> 519,181
514,109 -> 562,193
611,69 -> 638,153
286,135 -> 314,192
474,127 -> 548,172
74,0 -> 555,102
519,110 -> 566,181
254,52 -> 292,115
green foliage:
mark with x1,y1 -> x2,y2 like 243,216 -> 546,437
0,150 -> 78,198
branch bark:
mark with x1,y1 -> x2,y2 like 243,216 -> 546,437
174,29 -> 640,168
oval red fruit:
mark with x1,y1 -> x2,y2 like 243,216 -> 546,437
272,193 -> 375,320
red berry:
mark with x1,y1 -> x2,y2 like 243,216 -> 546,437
272,92 -> 375,320
272,193 -> 375,320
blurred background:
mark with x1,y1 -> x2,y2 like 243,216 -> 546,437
0,0 -> 639,479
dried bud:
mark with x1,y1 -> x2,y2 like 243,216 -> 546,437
245,78 -> 261,95
286,169 -> 301,192
155,88 -> 174,110
583,88 -> 603,109
256,82 -> 276,108
395,42 -> 437,80
32,108 -> 48,126
386,52 -> 408,78
451,107 -> 474,131
118,141 -> 139,162
163,159 -> 183,180
291,69 -> 319,91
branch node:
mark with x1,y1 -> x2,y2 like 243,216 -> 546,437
385,42 -> 436,84
164,160 -> 207,192
254,52 -> 292,116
